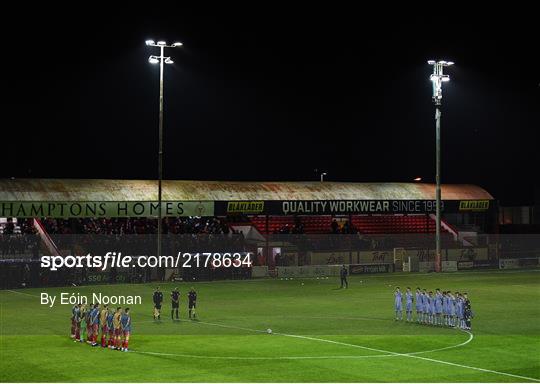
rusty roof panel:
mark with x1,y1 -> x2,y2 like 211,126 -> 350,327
0,179 -> 494,201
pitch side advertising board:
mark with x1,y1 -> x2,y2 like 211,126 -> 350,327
349,263 -> 392,274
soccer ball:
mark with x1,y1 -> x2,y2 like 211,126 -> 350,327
267,328 -> 272,334
301,282 -> 304,286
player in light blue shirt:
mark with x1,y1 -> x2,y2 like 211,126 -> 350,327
429,291 -> 436,325
421,289 -> 429,324
456,292 -> 464,329
405,287 -> 413,322
423,291 -> 430,324
448,292 -> 456,327
434,289 -> 443,326
394,287 -> 403,321
442,291 -> 449,326
415,288 -> 423,323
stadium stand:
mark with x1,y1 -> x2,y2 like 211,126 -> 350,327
40,217 -> 231,235
0,179 -> 502,288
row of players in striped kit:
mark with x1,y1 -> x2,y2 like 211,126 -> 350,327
394,287 -> 473,330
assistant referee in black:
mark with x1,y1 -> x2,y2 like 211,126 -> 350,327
153,286 -> 163,320
340,265 -> 349,289
171,287 -> 180,320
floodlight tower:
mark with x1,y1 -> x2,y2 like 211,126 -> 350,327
146,39 -> 183,266
428,59 -> 454,273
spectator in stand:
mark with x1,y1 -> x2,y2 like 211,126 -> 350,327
292,217 -> 304,234
342,220 -> 350,234
331,219 -> 339,234
4,219 -> 15,235
256,251 -> 265,266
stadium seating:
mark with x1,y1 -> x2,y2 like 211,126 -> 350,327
351,215 -> 437,234
250,216 -> 296,234
249,214 -> 442,235
300,216 -> 334,234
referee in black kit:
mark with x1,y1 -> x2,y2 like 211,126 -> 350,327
188,287 -> 197,319
153,286 -> 163,320
171,287 -> 180,321
340,265 -> 349,289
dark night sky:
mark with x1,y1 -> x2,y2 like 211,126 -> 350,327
3,9 -> 539,205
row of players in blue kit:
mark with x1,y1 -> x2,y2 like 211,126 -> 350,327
394,287 -> 473,330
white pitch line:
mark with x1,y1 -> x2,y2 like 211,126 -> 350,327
179,318 -> 474,356
408,353 -> 540,382
5,289 -> 39,298
135,320 -> 473,358
406,330 -> 473,355
130,350 -> 391,360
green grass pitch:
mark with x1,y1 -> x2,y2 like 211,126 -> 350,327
1,270 -> 539,382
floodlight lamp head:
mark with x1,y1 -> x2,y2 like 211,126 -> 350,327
145,40 -> 155,46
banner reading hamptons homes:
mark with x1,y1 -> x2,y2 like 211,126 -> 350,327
0,201 -> 214,218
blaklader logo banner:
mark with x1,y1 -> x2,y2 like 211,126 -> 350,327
459,200 -> 490,211
226,201 -> 265,214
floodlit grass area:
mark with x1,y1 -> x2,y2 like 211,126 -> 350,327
1,270 -> 539,382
